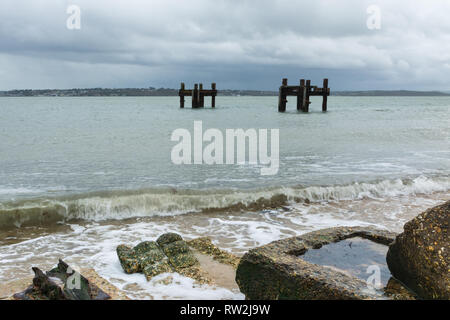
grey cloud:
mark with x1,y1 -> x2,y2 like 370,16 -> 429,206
0,0 -> 449,90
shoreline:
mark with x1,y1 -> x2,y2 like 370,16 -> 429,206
1,89 -> 449,97
0,194 -> 448,300
1,174 -> 448,233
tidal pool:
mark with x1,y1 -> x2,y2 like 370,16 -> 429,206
301,237 -> 392,287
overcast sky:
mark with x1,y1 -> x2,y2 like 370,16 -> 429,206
0,0 -> 449,91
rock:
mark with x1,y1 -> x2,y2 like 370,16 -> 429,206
386,201 -> 449,299
13,260 -> 111,300
187,237 -> 240,269
134,241 -> 160,255
384,278 -> 417,300
178,265 -> 213,285
236,226 -> 401,300
135,242 -> 166,270
117,234 -> 243,287
156,233 -> 183,247
143,260 -> 172,280
79,268 -> 129,300
161,240 -> 190,256
161,240 -> 198,269
117,233 -> 200,281
116,245 -> 140,274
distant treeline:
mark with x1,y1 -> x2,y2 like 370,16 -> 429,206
0,88 -> 277,97
0,88 -> 448,97
332,90 -> 450,96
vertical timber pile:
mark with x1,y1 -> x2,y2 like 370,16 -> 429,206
211,83 -> 216,108
277,78 -> 330,112
297,79 -> 305,111
179,82 -> 185,108
192,84 -> 199,108
304,80 -> 311,112
199,83 -> 205,108
179,82 -> 218,109
322,78 -> 328,112
278,78 -> 288,112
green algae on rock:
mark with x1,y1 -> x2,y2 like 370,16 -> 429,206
157,233 -> 199,269
117,233 -> 208,283
143,260 -> 173,280
387,200 -> 449,300
156,233 -> 183,247
117,234 -> 244,287
187,237 -> 240,269
116,244 -> 141,274
134,241 -> 160,255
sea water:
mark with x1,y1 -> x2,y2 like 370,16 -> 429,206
0,96 -> 449,299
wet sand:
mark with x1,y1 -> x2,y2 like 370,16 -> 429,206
0,192 -> 448,299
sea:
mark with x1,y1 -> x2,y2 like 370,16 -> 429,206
0,96 -> 449,299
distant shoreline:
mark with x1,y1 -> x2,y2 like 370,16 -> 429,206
0,88 -> 449,97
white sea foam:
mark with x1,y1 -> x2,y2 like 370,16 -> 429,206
0,175 -> 448,228
0,194 -> 447,299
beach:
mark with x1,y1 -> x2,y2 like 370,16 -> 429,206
0,96 -> 449,299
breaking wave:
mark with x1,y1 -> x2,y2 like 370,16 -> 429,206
0,175 -> 448,230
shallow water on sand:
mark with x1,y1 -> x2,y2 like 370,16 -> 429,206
0,192 -> 447,299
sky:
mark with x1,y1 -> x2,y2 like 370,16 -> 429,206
0,0 -> 449,91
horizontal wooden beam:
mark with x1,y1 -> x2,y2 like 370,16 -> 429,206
201,90 -> 218,96
179,90 -> 193,96
179,90 -> 218,96
281,87 -> 330,96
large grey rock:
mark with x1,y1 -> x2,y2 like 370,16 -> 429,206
387,201 -> 449,299
235,226 -> 402,300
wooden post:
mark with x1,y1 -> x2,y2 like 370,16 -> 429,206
275,77 -> 329,112
278,78 -> 288,112
322,78 -> 328,112
192,84 -> 199,108
297,79 -> 305,111
303,80 -> 311,112
180,82 -> 185,108
199,83 -> 205,108
211,83 -> 216,108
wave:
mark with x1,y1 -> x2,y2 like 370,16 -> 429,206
0,175 -> 449,230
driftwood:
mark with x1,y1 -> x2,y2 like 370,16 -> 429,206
13,260 -> 111,300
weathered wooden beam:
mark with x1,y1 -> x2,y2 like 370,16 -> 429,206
278,78 -> 288,112
322,78 -> 328,112
199,83 -> 205,108
179,82 -> 185,108
281,87 -> 329,96
297,79 -> 305,111
309,90 -> 326,96
180,82 -> 218,108
202,90 -> 218,94
277,77 -> 330,112
192,84 -> 199,108
303,80 -> 311,112
211,83 -> 216,108
179,90 -> 193,96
